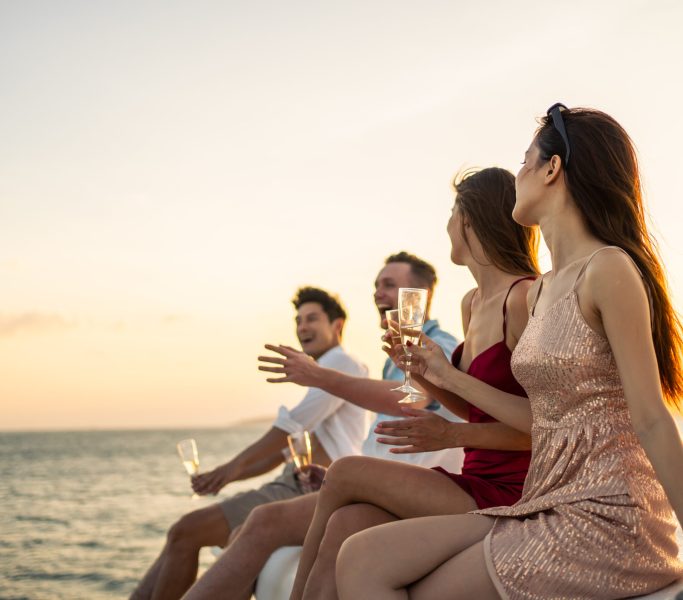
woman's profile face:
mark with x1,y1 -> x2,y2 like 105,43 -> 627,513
447,200 -> 469,265
513,141 -> 544,227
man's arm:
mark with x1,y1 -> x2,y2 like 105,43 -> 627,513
259,345 -> 422,416
191,426 -> 287,496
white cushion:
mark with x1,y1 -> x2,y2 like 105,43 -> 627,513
254,546 -> 302,600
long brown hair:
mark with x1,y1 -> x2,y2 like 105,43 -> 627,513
536,107 -> 683,408
454,167 -> 540,277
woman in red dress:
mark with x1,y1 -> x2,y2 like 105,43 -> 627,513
288,166 -> 539,600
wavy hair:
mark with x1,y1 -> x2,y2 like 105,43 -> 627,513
453,167 -> 540,277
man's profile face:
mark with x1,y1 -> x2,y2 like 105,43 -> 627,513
295,302 -> 341,359
373,262 -> 415,328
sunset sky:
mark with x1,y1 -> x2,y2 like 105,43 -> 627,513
2,0 -> 683,430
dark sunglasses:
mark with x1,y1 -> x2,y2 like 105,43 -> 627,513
547,102 -> 571,165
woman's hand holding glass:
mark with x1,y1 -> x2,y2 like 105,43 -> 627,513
400,333 -> 453,390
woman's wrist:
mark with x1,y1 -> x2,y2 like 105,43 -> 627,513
433,364 -> 457,393
446,422 -> 463,448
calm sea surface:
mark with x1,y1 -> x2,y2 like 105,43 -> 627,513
0,425 -> 273,600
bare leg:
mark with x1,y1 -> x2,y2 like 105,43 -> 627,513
131,504 -> 230,600
183,494 -> 318,600
336,514 -> 497,600
301,503 -> 396,600
289,456 -> 477,600
130,554 -> 164,600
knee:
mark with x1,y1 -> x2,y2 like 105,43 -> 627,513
238,502 -> 294,550
242,503 -> 282,535
166,511 -> 203,551
322,456 -> 366,495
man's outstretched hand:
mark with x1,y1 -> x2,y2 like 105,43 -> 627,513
258,344 -> 322,387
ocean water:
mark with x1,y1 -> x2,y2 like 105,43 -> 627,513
0,424 -> 273,600
2,423 -> 683,599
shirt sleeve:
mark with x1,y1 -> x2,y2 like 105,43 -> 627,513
272,385 -> 345,434
272,348 -> 366,434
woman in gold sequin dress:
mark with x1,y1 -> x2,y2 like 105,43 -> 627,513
334,106 -> 683,600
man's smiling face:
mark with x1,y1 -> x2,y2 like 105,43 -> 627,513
295,301 -> 341,359
373,262 -> 415,329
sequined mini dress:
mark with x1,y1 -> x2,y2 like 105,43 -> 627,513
475,247 -> 683,599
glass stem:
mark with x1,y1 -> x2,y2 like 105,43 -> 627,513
405,353 -> 413,389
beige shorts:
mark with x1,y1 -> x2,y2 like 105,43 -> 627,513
219,463 -> 304,530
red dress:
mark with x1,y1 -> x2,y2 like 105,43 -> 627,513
433,277 -> 533,509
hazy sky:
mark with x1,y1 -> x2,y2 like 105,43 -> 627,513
2,0 -> 683,430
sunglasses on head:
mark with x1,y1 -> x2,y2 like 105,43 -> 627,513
547,102 -> 571,166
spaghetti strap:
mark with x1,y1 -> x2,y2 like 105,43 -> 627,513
502,276 -> 537,337
530,274 -> 546,317
573,245 -> 653,328
573,246 -> 635,290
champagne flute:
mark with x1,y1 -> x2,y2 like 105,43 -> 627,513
395,287 -> 428,403
286,431 -> 312,470
387,308 -> 406,393
177,438 -> 200,500
287,430 -> 314,493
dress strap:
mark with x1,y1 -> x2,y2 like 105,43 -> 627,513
530,274 -> 546,316
502,276 -> 537,338
573,245 -> 653,328
573,245 -> 646,289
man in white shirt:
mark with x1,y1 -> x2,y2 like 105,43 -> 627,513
130,287 -> 368,600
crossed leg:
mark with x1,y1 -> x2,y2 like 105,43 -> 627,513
301,503 -> 396,599
336,514 -> 499,600
290,456 -> 477,600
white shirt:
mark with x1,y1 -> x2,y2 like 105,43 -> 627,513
272,345 -> 369,461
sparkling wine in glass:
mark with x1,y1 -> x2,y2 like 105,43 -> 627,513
287,431 -> 312,470
177,438 -> 200,499
394,287 -> 428,403
287,430 -> 314,493
385,309 -> 402,347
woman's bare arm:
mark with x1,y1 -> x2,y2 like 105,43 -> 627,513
588,250 -> 683,525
